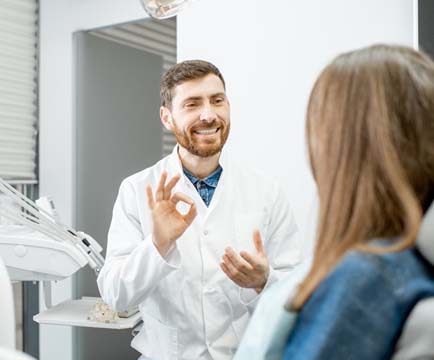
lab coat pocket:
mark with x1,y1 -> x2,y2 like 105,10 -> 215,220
131,313 -> 178,360
235,211 -> 269,254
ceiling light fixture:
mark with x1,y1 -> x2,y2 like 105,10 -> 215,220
139,0 -> 193,19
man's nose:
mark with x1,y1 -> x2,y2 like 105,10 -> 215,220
199,103 -> 217,122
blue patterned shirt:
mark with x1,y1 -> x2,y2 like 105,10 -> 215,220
183,165 -> 223,207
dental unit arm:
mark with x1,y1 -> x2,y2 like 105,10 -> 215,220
0,177 -> 104,308
0,178 -> 140,329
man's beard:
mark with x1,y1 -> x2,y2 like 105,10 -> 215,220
172,119 -> 230,158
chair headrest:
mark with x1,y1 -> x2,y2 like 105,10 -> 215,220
417,201 -> 434,265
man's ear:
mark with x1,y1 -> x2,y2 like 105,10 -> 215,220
160,106 -> 174,131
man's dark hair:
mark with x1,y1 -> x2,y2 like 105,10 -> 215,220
160,60 -> 225,108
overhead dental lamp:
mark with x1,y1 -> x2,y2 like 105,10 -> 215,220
139,0 -> 194,19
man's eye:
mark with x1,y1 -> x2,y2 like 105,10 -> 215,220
214,98 -> 224,104
185,102 -> 197,108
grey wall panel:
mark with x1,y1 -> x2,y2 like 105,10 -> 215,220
91,18 -> 177,157
75,32 -> 163,360
419,0 -> 434,60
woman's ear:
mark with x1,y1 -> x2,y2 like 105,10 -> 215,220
160,106 -> 174,131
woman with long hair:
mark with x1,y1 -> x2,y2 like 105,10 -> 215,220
234,44 -> 434,360
284,44 -> 434,358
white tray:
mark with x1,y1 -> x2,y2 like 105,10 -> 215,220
33,297 -> 141,329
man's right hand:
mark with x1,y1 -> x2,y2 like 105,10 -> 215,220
146,171 -> 197,257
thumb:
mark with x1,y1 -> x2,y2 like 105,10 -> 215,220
253,230 -> 265,256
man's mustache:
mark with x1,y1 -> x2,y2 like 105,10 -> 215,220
190,120 -> 224,132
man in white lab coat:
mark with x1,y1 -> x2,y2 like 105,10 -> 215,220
97,60 -> 301,360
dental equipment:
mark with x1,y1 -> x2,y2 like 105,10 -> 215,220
0,177 -> 104,283
0,176 -> 104,310
0,177 -> 140,329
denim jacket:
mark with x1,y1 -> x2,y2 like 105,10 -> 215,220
284,246 -> 434,359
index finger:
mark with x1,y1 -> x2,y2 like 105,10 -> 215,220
170,192 -> 197,224
253,230 -> 265,255
170,192 -> 195,206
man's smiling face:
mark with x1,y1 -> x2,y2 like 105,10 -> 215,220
163,73 -> 230,157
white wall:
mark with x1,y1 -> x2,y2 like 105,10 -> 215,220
39,0 -> 415,359
178,0 -> 415,256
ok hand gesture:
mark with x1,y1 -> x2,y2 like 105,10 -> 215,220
146,171 -> 197,256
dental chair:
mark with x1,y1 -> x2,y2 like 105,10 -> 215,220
232,200 -> 434,360
0,257 -> 36,360
392,201 -> 434,360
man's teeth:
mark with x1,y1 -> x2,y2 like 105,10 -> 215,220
195,128 -> 218,135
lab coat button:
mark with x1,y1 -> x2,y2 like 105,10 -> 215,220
203,230 -> 209,236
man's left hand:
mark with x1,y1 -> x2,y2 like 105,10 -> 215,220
220,230 -> 269,293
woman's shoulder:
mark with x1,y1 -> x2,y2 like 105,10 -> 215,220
325,245 -> 434,300
337,245 -> 430,275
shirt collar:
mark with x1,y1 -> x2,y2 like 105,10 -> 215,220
169,144 -> 228,180
183,165 -> 223,188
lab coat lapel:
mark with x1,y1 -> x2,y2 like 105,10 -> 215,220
167,145 -> 230,224
203,149 -> 229,222
167,146 -> 208,223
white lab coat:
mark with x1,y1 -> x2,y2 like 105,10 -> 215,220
97,146 -> 301,360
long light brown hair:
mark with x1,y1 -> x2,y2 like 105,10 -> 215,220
292,45 -> 434,310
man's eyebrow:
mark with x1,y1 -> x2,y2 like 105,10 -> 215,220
210,92 -> 226,98
181,93 -> 226,103
182,96 -> 203,103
